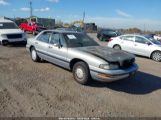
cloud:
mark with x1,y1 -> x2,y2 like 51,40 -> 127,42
47,0 -> 59,3
34,7 -> 50,12
20,7 -> 30,12
116,9 -> 133,18
0,0 -> 9,5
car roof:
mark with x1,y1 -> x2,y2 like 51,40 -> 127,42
0,18 -> 14,23
121,34 -> 143,37
43,29 -> 83,34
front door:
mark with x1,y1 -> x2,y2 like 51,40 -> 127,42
47,32 -> 69,69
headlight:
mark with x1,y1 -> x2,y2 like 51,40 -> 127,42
99,64 -> 119,70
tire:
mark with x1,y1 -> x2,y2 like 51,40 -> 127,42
113,45 -> 121,50
73,62 -> 91,85
30,47 -> 40,62
1,40 -> 8,46
151,51 -> 161,62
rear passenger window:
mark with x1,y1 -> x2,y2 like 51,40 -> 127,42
37,32 -> 51,43
121,36 -> 134,42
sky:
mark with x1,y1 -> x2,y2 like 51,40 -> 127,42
0,0 -> 161,31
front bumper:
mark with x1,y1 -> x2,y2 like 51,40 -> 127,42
1,38 -> 27,43
90,64 -> 138,82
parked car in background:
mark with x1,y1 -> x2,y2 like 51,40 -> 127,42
56,27 -> 84,33
97,29 -> 121,42
26,30 -> 138,85
0,17 -> 26,46
20,22 -> 46,35
154,35 -> 161,41
107,34 -> 161,62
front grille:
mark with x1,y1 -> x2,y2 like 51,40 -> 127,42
7,34 -> 22,39
119,58 -> 135,69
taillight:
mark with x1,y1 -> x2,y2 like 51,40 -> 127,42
108,38 -> 113,42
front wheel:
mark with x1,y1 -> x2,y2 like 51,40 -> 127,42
73,62 -> 91,85
151,51 -> 161,62
30,47 -> 40,62
1,40 -> 8,46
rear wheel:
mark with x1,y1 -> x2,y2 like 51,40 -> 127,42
113,45 -> 121,50
73,62 -> 91,85
30,47 -> 40,62
151,51 -> 161,62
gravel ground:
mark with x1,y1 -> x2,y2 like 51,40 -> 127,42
0,33 -> 161,117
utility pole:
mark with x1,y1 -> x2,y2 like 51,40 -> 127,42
30,1 -> 33,18
82,11 -> 85,23
144,24 -> 146,34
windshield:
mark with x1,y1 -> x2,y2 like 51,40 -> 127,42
145,36 -> 161,45
0,22 -> 18,29
63,33 -> 99,48
36,23 -> 43,26
102,30 -> 121,37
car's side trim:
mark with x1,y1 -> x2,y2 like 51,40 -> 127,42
37,50 -> 70,63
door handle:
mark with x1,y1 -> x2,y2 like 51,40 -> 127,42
48,46 -> 53,49
134,44 -> 137,46
35,42 -> 38,44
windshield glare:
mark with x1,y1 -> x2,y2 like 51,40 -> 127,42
0,22 -> 18,29
63,33 -> 99,48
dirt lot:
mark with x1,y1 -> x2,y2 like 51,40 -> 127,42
0,33 -> 161,117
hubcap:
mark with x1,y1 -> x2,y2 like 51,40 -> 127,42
32,50 -> 37,60
75,67 -> 84,79
114,46 -> 120,50
153,52 -> 161,61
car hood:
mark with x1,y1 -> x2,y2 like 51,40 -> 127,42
77,46 -> 135,63
0,29 -> 23,34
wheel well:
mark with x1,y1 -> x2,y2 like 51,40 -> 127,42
150,50 -> 161,58
29,46 -> 34,52
113,44 -> 121,48
70,58 -> 88,70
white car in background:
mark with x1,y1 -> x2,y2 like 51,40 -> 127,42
0,17 -> 26,46
154,35 -> 161,40
107,34 -> 161,62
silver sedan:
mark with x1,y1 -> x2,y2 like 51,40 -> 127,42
26,30 -> 138,85
108,34 -> 161,62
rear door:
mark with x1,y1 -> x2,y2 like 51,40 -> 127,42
119,35 -> 135,53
